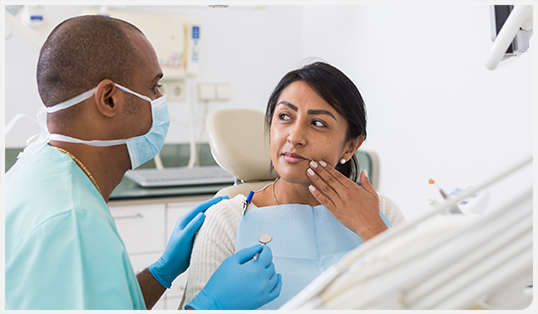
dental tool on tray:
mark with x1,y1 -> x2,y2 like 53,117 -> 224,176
429,179 -> 463,214
429,179 -> 490,216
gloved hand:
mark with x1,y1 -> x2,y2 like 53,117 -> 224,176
186,244 -> 282,310
148,196 -> 228,288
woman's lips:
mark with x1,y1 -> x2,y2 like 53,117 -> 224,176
282,151 -> 308,164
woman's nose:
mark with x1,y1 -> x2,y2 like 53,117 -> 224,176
287,123 -> 307,146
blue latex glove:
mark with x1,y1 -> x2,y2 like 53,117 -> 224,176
148,196 -> 228,288
186,244 -> 282,310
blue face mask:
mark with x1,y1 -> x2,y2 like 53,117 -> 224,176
44,83 -> 170,169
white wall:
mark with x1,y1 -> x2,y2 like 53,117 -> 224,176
299,5 -> 534,219
4,4 -> 534,220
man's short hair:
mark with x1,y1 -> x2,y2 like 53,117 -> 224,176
37,15 -> 144,107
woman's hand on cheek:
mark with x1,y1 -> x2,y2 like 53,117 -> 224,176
307,160 -> 388,241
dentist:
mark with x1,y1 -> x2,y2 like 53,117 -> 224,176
5,15 -> 281,310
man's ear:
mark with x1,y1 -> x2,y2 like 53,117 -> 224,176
94,79 -> 121,118
343,135 -> 364,161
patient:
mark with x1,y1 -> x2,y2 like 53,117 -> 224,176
179,62 -> 405,310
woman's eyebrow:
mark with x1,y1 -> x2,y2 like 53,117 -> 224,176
277,101 -> 337,121
307,109 -> 336,121
277,100 -> 298,112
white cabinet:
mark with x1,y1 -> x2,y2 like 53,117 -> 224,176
109,195 -> 212,310
110,203 -> 166,255
166,199 -> 207,302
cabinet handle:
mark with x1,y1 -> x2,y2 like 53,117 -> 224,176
113,213 -> 144,220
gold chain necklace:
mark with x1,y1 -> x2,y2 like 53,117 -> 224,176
52,146 -> 103,197
272,177 -> 280,205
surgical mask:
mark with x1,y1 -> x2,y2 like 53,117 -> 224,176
6,83 -> 170,170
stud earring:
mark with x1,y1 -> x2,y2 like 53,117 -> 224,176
340,158 -> 346,164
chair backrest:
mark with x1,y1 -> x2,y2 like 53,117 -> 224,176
206,108 -> 381,198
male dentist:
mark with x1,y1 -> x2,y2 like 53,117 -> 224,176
5,15 -> 281,310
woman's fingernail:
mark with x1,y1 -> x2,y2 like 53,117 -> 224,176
319,160 -> 327,167
309,185 -> 316,192
310,160 -> 318,168
307,168 -> 315,176
363,169 -> 368,178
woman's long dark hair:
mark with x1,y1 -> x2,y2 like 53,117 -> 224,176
265,62 -> 367,182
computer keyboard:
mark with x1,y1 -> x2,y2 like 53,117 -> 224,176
125,165 -> 235,187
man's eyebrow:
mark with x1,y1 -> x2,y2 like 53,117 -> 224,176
277,100 -> 337,121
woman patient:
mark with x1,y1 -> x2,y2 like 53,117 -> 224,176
180,62 -> 404,310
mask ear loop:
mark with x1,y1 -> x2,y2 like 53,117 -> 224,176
19,107 -> 51,159
46,87 -> 97,113
7,87 -> 98,162
48,84 -> 165,147
114,84 -> 152,102
4,108 -> 50,160
5,113 -> 36,135
5,107 -> 51,181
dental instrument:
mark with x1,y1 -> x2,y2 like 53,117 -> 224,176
254,234 -> 273,261
258,234 -> 273,245
429,179 -> 462,214
242,190 -> 254,215
428,179 -> 449,199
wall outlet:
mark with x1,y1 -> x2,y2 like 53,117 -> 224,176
198,83 -> 216,101
168,81 -> 186,101
160,80 -> 186,101
216,83 -> 231,100
197,82 -> 231,101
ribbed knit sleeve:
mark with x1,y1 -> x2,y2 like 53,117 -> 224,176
379,194 -> 406,227
179,194 -> 247,309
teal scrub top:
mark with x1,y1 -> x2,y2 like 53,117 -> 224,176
5,145 -> 146,310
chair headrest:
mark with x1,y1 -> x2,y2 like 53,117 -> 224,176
206,108 -> 278,182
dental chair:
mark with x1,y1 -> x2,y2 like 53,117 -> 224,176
206,108 -> 405,226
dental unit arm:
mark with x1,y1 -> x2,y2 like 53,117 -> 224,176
485,5 -> 533,70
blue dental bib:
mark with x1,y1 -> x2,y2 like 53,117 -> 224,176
235,203 -> 392,310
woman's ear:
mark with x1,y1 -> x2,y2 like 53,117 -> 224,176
343,135 -> 364,160
94,79 -> 121,118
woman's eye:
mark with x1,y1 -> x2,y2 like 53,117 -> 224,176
279,113 -> 290,120
313,120 -> 326,127
155,84 -> 163,93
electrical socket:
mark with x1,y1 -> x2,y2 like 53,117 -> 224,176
216,83 -> 231,100
198,82 -> 232,101
168,81 -> 186,101
198,83 -> 217,101
160,80 -> 186,101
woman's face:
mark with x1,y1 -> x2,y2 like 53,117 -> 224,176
270,80 -> 358,184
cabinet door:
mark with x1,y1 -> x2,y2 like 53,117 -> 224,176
166,198 -> 208,299
109,203 -> 166,255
